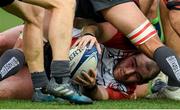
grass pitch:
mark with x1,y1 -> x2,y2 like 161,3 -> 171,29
0,9 -> 23,32
0,8 -> 180,109
0,99 -> 180,109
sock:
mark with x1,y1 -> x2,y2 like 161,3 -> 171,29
31,71 -> 49,89
0,49 -> 25,81
153,46 -> 180,87
50,60 -> 70,84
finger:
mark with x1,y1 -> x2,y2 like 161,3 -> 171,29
76,75 -> 89,85
81,72 -> 92,83
81,39 -> 90,49
95,42 -> 102,54
74,76 -> 86,86
77,39 -> 85,49
72,39 -> 80,48
89,69 -> 96,78
72,79 -> 82,85
88,39 -> 96,49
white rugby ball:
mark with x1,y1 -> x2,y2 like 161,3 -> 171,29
69,45 -> 98,78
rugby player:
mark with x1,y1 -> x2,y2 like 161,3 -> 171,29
75,0 -> 180,87
0,0 -> 89,104
0,25 -> 93,104
73,21 -> 160,100
145,0 -> 180,100
0,23 -> 158,100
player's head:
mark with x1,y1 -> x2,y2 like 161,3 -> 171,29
113,53 -> 160,84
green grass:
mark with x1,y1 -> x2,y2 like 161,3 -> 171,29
1,7 -> 180,109
0,99 -> 180,109
0,9 -> 23,32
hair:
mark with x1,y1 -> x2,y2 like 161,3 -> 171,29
139,60 -> 160,84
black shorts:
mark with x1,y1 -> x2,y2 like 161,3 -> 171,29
76,0 -> 105,22
43,42 -> 52,79
166,0 -> 180,10
0,0 -> 14,7
89,0 -> 131,11
76,0 -> 132,22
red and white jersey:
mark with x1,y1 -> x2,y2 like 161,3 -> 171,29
96,32 -> 137,94
96,45 -> 136,87
72,28 -> 137,97
71,28 -> 82,45
72,28 -> 82,38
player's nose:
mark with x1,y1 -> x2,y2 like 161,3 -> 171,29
124,68 -> 135,74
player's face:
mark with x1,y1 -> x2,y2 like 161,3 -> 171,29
113,53 -> 158,84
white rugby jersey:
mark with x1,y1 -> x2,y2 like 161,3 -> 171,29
96,44 -> 137,88
72,28 -> 82,38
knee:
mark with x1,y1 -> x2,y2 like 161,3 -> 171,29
51,0 -> 76,10
0,34 -> 12,53
25,7 -> 44,28
0,34 -> 7,48
0,88 -> 13,99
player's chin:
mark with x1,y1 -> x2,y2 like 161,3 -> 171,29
123,80 -> 138,84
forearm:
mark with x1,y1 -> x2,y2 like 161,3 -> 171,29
83,85 -> 108,100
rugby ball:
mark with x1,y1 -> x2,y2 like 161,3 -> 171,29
69,45 -> 98,78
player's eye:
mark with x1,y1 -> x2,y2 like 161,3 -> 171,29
135,73 -> 143,82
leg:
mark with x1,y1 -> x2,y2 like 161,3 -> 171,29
3,0 -> 92,104
21,0 -> 75,86
98,1 -> 180,86
3,1 -> 53,101
169,10 -> 180,37
0,66 -> 33,99
20,0 -> 93,104
3,0 -> 46,79
101,2 -> 163,57
0,25 -> 24,55
21,0 -> 75,60
159,0 -> 180,55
